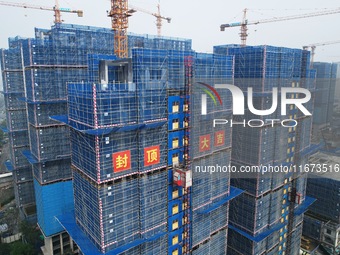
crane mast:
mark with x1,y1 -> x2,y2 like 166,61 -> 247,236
303,40 -> 340,67
108,1 -> 171,57
54,0 -> 61,23
240,8 -> 248,46
108,0 -> 133,58
129,3 -> 171,36
156,4 -> 162,36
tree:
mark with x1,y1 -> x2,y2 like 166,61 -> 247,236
1,207 -> 19,233
19,221 -> 43,254
0,119 -> 6,147
19,221 -> 39,245
0,243 -> 11,255
10,242 -> 34,255
1,119 -> 6,127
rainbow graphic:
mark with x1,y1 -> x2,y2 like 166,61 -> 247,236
196,82 -> 223,106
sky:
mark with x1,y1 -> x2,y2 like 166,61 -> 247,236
0,0 -> 339,63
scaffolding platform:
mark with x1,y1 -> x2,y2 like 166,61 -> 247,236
229,190 -> 284,236
57,210 -> 168,255
28,102 -> 68,127
4,92 -> 26,110
192,204 -> 229,247
192,186 -> 243,247
228,222 -> 284,255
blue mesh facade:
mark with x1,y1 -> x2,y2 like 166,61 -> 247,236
68,83 -> 137,130
3,21 -> 318,255
1,23 -> 245,255
65,43 -> 239,254
192,229 -> 227,255
188,52 -> 235,252
34,179 -> 74,237
33,159 -> 72,184
214,45 -> 315,255
2,23 -> 190,239
302,162 -> 340,255
17,26 -> 119,236
302,215 -> 322,241
1,45 -> 36,222
227,227 -> 281,255
312,62 -> 338,125
68,47 -> 191,254
306,175 -> 340,223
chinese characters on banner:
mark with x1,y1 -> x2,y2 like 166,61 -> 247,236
199,130 -> 225,152
112,145 -> 161,172
113,150 -> 131,172
199,134 -> 211,152
214,130 -> 225,147
144,145 -> 160,166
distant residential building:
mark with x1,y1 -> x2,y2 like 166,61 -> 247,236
303,152 -> 340,255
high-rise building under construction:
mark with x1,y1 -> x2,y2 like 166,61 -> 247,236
214,45 -> 318,255
1,23 -> 318,255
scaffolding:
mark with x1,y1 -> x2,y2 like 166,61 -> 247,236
0,24 -> 110,236
228,225 -> 281,255
58,41 -> 241,254
4,21 -> 322,254
303,215 -> 322,241
214,45 -> 314,255
1,44 -> 36,222
312,62 -> 338,125
306,152 -> 340,224
68,83 -> 137,130
192,229 -> 227,255
32,158 -> 72,184
67,47 -> 194,254
188,52 -> 235,252
72,144 -> 168,253
1,23 -> 188,239
29,125 -> 70,161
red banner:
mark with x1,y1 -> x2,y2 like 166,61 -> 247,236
199,134 -> 211,152
214,130 -> 225,147
144,145 -> 160,166
113,150 -> 131,172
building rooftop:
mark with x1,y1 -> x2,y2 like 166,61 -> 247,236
308,151 -> 340,181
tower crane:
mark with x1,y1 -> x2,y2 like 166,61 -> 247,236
0,0 -> 83,23
221,8 -> 340,46
129,3 -> 171,37
108,0 -> 134,58
303,40 -> 340,67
